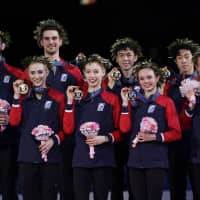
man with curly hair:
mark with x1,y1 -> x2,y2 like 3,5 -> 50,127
107,37 -> 143,200
0,30 -> 23,200
23,19 -> 83,200
164,38 -> 200,200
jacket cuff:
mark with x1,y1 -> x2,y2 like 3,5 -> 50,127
12,98 -> 20,106
156,133 -> 164,142
121,106 -> 129,113
51,135 -> 60,146
65,104 -> 73,111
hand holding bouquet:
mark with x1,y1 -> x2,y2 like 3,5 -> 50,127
80,122 -> 100,159
180,78 -> 200,96
0,99 -> 10,133
31,125 -> 54,162
132,116 -> 158,148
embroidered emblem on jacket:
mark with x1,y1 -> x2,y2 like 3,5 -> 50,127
97,103 -> 105,111
147,105 -> 156,113
3,75 -> 11,83
60,73 -> 68,82
44,101 -> 52,110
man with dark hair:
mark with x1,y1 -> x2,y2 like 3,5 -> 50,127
165,38 -> 200,200
108,37 -> 143,200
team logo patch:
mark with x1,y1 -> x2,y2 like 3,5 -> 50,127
3,75 -> 11,83
60,73 -> 68,82
44,101 -> 52,110
97,103 -> 105,111
147,105 -> 156,113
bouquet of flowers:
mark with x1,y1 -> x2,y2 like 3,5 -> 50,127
80,122 -> 100,159
132,116 -> 158,148
0,99 -> 10,133
31,125 -> 54,162
179,78 -> 200,104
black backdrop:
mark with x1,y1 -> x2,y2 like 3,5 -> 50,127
1,0 -> 200,68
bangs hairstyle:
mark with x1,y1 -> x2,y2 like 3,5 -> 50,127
21,55 -> 54,71
167,38 -> 200,59
0,30 -> 11,47
110,37 -> 143,61
133,60 -> 166,88
83,53 -> 112,72
33,19 -> 69,47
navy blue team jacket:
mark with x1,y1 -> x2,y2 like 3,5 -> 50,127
164,72 -> 197,159
120,92 -> 181,168
179,83 -> 200,164
0,60 -> 23,144
9,87 -> 65,163
63,88 -> 121,168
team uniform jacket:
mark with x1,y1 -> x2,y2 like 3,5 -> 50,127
0,60 -> 23,144
164,72 -> 197,157
63,88 -> 121,168
23,60 -> 83,94
9,87 -> 65,163
120,92 -> 181,168
179,75 -> 200,164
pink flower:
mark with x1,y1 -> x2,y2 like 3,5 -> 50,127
0,99 -> 10,133
80,122 -> 100,159
179,78 -> 200,97
140,117 -> 158,133
31,125 -> 54,162
132,116 -> 158,148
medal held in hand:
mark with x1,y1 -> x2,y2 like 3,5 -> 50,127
73,89 -> 83,101
111,70 -> 121,80
19,83 -> 29,94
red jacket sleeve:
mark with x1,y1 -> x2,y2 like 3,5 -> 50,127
157,96 -> 182,142
9,103 -> 22,126
63,104 -> 75,135
179,99 -> 192,131
102,91 -> 121,142
119,103 -> 132,133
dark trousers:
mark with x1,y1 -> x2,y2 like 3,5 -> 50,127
59,137 -> 74,200
129,168 -> 165,200
0,144 -> 18,200
111,141 -> 133,200
189,163 -> 200,200
19,163 -> 59,200
73,167 -> 112,200
168,140 -> 189,200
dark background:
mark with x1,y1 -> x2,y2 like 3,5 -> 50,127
1,0 -> 200,68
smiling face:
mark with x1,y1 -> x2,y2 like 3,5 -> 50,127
83,62 -> 105,92
116,48 -> 138,73
40,30 -> 63,57
138,68 -> 159,95
28,62 -> 49,88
